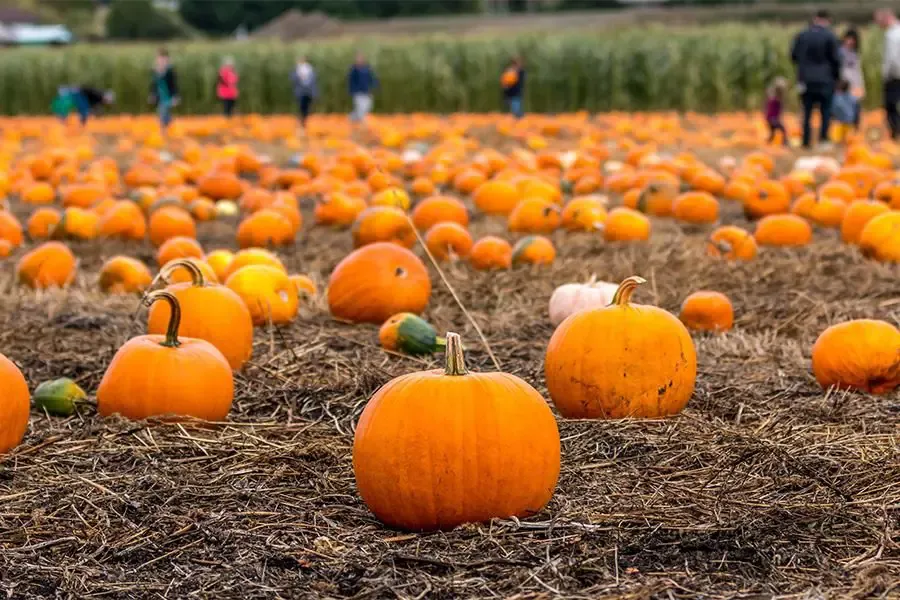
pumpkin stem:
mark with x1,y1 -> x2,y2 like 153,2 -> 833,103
611,276 -> 647,306
444,332 -> 468,376
161,259 -> 205,287
143,290 -> 182,348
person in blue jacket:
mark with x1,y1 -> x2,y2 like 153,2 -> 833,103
501,56 -> 526,118
348,53 -> 378,122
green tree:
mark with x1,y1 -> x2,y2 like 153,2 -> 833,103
106,0 -> 182,40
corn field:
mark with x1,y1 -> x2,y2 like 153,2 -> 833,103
0,25 -> 886,115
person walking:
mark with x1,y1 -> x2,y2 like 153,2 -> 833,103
876,8 -> 900,139
291,56 -> 317,128
51,85 -> 114,125
217,56 -> 239,118
348,53 -> 378,123
501,57 -> 526,119
791,10 -> 841,149
764,77 -> 789,146
149,48 -> 179,130
840,29 -> 865,127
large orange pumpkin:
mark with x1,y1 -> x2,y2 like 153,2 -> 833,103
811,320 -> 899,394
473,180 -> 520,215
353,332 -> 560,531
508,198 -> 560,234
545,276 -> 697,419
841,200 -> 890,245
0,352 -> 30,454
223,248 -> 286,280
858,211 -> 900,262
197,172 -> 244,200
225,264 -> 299,326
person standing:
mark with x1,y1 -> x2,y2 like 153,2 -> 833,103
840,29 -> 865,127
217,56 -> 239,118
52,85 -> 114,125
876,8 -> 900,139
501,57 -> 526,119
348,53 -> 378,123
149,48 -> 179,130
791,10 -> 841,149
764,77 -> 789,146
291,56 -> 317,128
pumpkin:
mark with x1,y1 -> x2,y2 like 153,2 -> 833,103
545,276 -> 697,419
707,225 -> 757,261
61,183 -> 105,208
353,332 -> 560,531
97,291 -> 234,421
51,207 -> 99,241
858,211 -> 900,262
410,176 -> 436,197
328,242 -> 431,324
197,172 -> 243,200
205,249 -> 235,282
315,192 -> 368,228
189,198 -> 218,222
352,206 -> 416,249
150,260 -> 254,370
156,236 -> 204,267
511,235 -> 555,266
811,320 -> 899,394
99,256 -> 153,294
411,195 -> 469,231
0,210 -> 24,248
371,187 -> 412,211
226,264 -> 299,326
473,180 -> 521,215
27,207 -> 61,240
790,193 -> 846,229
548,275 -> 620,327
379,313 -> 446,355
624,182 -> 676,216
223,248 -> 286,280
679,291 -> 734,333
270,199 -> 302,234
98,201 -> 147,240
17,242 -> 76,289
560,196 -> 607,232
22,181 -> 55,204
743,180 -> 791,219
0,352 -> 29,454
841,200 -> 891,245
32,378 -> 86,417
603,207 -> 650,242
501,68 -> 519,88
149,206 -> 196,247
754,214 -> 813,247
672,191 -> 719,225
236,209 -> 295,249
424,222 -> 473,261
508,198 -> 561,234
164,257 -> 218,285
452,168 -> 487,194
0,240 -> 12,258
290,274 -> 317,300
469,236 -> 512,270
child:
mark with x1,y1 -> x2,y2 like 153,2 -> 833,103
765,77 -> 788,146
831,80 -> 859,143
501,56 -> 525,119
149,48 -> 179,130
51,86 -> 114,125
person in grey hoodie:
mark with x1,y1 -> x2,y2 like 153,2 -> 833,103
840,29 -> 864,127
290,57 -> 317,128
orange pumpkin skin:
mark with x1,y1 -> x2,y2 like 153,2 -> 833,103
156,236 -> 204,267
197,172 -> 243,200
149,206 -> 196,247
811,320 -> 900,394
27,207 -> 61,240
508,198 -> 561,234
841,200 -> 890,245
424,222 -> 473,261
352,206 -> 416,249
290,274 -> 317,300
236,209 -> 295,249
754,214 -> 813,247
672,192 -> 720,225
149,261 -> 253,371
223,248 -> 286,280
315,192 -> 367,228
604,207 -> 651,242
679,291 -> 734,333
707,225 -> 757,261
165,257 -> 218,285
743,180 -> 791,219
353,333 -> 560,532
22,181 -> 55,204
0,210 -> 24,247
205,249 -> 235,282
17,242 -> 76,289
470,236 -> 512,270
0,352 -> 30,454
99,256 -> 153,294
411,196 -> 469,231
98,292 -> 234,421
473,180 -> 521,216
0,239 -> 12,258
545,277 -> 697,419
328,243 -> 431,324
511,235 -> 555,266
98,201 -> 147,241
61,183 -> 105,208
226,265 -> 299,326
858,211 -> 900,262
791,193 -> 846,229
560,197 -> 607,232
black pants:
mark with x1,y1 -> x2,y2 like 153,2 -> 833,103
298,95 -> 313,126
884,79 -> 900,139
222,99 -> 236,117
800,85 -> 833,148
767,120 -> 788,145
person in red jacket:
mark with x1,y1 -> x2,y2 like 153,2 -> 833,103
217,56 -> 239,117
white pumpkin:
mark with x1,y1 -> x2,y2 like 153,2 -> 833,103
549,275 -> 620,326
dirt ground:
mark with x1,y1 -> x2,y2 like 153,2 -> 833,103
1,150 -> 899,598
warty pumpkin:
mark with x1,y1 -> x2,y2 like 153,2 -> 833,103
424,222 -> 473,261
811,319 -> 899,394
858,211 -> 900,262
411,195 -> 469,231
754,214 -> 813,247
707,225 -> 758,261
226,264 -> 299,326
469,236 -> 512,270
17,242 -> 76,289
149,260 -> 253,370
379,313 -> 446,356
511,235 -> 556,266
0,352 -> 29,454
679,291 -> 734,333
353,332 -> 560,531
352,206 -> 416,249
328,242 -> 431,324
97,291 -> 234,421
99,256 -> 153,294
545,276 -> 697,419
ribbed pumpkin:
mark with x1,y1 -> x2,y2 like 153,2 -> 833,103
99,256 -> 153,294
149,260 -> 254,370
379,313 -> 446,356
97,291 -> 234,421
226,264 -> 299,326
707,225 -> 757,261
545,276 -> 697,419
679,291 -> 734,333
470,236 -> 513,270
858,211 -> 900,262
354,332 -> 560,531
811,320 -> 899,394
0,352 -> 30,454
17,242 -> 76,289
329,242 -> 431,324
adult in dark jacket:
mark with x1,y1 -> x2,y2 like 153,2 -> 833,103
501,57 -> 526,118
348,53 -> 378,123
149,48 -> 179,130
291,56 -> 317,128
791,10 -> 841,148
52,85 -> 114,125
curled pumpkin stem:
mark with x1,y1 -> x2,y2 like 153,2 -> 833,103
144,290 -> 182,348
161,259 -> 206,287
444,332 -> 468,376
612,276 -> 646,306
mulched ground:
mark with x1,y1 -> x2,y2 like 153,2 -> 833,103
1,151 -> 899,599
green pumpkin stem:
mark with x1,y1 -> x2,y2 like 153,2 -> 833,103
444,332 -> 467,376
612,276 -> 647,306
161,259 -> 206,287
144,290 -> 182,348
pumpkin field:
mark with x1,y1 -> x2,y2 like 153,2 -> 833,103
0,109 -> 899,599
